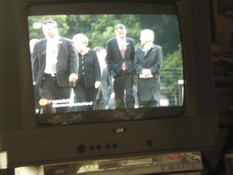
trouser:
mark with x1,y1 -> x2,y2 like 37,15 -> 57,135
39,75 -> 69,114
113,70 -> 135,108
73,77 -> 97,111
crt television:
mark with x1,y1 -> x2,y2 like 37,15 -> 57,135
0,0 -> 218,168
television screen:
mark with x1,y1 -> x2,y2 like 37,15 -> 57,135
28,3 -> 184,125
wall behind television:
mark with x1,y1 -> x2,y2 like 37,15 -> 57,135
211,0 -> 233,53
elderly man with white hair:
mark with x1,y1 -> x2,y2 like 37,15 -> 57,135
134,29 -> 163,107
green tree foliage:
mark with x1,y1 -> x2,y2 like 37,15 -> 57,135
160,44 -> 183,105
28,14 -> 180,57
65,14 -> 141,48
28,15 -> 69,40
139,15 -> 180,55
163,44 -> 183,68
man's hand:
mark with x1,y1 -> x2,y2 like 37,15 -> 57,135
69,73 -> 78,85
95,81 -> 101,89
141,69 -> 153,79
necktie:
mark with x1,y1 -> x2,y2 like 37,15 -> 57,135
120,41 -> 125,58
121,40 -> 126,70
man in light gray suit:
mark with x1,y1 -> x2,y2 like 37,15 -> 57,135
32,19 -> 78,113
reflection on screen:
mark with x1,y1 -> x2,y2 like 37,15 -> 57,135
28,14 -> 183,124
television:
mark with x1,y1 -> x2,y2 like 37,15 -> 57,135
0,0 -> 218,169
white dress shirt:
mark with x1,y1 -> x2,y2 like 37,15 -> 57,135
44,37 -> 59,74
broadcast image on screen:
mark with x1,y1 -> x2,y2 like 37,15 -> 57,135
28,12 -> 184,124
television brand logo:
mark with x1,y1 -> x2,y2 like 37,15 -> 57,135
113,128 -> 127,134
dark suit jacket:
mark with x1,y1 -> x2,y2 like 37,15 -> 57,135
77,49 -> 101,88
96,67 -> 112,100
32,37 -> 77,87
106,37 -> 135,77
134,44 -> 163,102
134,44 -> 162,76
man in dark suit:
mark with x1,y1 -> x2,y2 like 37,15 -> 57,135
32,19 -> 78,113
134,29 -> 163,107
106,24 -> 135,108
94,47 -> 113,110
